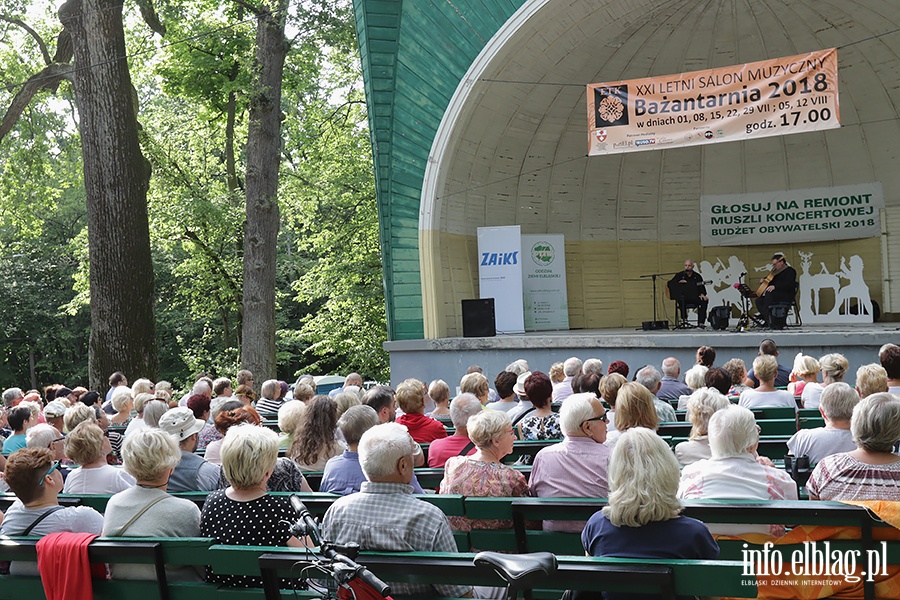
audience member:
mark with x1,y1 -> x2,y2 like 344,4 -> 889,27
102,429 -> 203,581
604,381 -> 658,448
530,393 -> 610,532
200,425 -> 304,587
787,382 -> 859,465
788,354 -> 820,397
507,371 -> 535,422
159,407 -> 224,493
599,373 -> 626,433
678,405 -> 798,536
676,364 -> 708,410
3,406 -> 35,454
489,372 -> 518,413
739,355 -> 796,410
255,379 -> 284,414
879,345 -> 900,394
674,389 -> 730,466
2,387 -> 24,408
276,400 -> 306,450
459,372 -> 489,406
745,339 -> 791,388
63,421 -> 135,493
696,345 -> 716,368
657,357 -> 691,401
426,379 -> 451,417
123,393 -> 156,437
234,384 -> 257,407
582,358 -> 604,377
440,411 -> 528,539
320,405 -> 382,495
288,396 -> 346,472
548,362 -> 565,386
635,365 -> 677,422
582,428 -> 719,580
106,371 -> 128,402
804,353 -> 849,409
204,406 -> 262,465
322,422 -> 473,599
517,371 -> 561,441
396,379 -> 447,444
334,390 -> 362,420
856,363 -> 888,398
42,401 -> 67,435
426,394 -> 481,468
722,358 -> 749,396
110,389 -> 134,426
0,448 -> 104,574
607,360 -> 629,378
808,393 -> 900,501
552,357 -> 582,402
363,386 -> 396,423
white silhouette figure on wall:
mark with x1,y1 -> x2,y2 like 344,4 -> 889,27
695,252 -> 873,325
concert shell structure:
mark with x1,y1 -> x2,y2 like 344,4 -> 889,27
353,0 -> 900,348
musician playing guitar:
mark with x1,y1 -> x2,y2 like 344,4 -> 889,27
668,260 -> 708,327
755,251 -> 797,321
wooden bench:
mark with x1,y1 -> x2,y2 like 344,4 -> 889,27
259,550 -> 754,600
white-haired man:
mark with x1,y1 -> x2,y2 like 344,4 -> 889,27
582,358 -> 603,376
657,357 -> 691,401
322,423 -> 473,598
529,393 -> 610,532
636,365 -> 677,423
329,373 -> 364,398
427,393 -> 482,468
159,407 -> 224,493
2,387 -> 24,409
552,357 -> 582,402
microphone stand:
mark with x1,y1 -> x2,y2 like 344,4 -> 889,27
639,272 -> 677,326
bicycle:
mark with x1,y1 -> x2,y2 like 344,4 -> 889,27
285,495 -> 558,600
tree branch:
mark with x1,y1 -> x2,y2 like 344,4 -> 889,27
0,15 -> 52,65
134,0 -> 166,37
0,63 -> 73,144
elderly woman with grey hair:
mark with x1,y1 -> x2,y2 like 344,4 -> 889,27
803,353 -> 849,409
676,364 -> 709,410
678,404 -> 797,535
200,424 -> 305,587
439,410 -> 528,537
426,393 -> 482,468
807,393 -> 900,501
102,429 -> 202,581
674,388 -> 730,466
787,382 -> 859,465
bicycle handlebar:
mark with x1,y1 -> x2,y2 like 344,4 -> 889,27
289,495 -> 391,598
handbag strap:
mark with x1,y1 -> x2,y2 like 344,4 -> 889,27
510,406 -> 536,428
111,494 -> 168,537
457,441 -> 475,456
21,505 -> 64,536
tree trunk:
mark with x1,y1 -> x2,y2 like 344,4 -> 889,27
241,0 -> 287,383
59,0 -> 158,389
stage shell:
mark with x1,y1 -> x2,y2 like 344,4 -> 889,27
353,0 -> 900,342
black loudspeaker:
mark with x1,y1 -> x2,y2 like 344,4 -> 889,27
768,305 -> 789,330
462,298 -> 496,337
709,305 -> 731,330
642,320 -> 669,331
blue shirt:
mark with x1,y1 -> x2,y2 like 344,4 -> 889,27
2,434 -> 27,455
320,450 -> 424,495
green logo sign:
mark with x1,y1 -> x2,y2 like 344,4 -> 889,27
531,241 -> 555,266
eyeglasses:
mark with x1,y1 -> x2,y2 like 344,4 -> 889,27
48,437 -> 65,448
38,460 -> 61,486
583,414 -> 608,425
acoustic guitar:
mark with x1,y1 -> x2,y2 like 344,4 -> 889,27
756,264 -> 785,298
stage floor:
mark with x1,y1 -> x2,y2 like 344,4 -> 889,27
384,322 -> 900,387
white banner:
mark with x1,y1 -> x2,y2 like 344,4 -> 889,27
521,234 -> 569,331
701,183 -> 884,246
477,226 -> 525,333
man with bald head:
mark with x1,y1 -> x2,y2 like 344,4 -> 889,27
329,373 -> 364,398
668,259 -> 708,327
657,357 -> 692,401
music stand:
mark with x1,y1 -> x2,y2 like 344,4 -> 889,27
734,276 -> 766,330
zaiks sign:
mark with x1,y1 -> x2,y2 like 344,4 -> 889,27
587,49 -> 840,156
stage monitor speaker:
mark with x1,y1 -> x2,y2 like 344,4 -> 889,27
462,298 -> 496,337
709,306 -> 731,330
768,305 -> 789,330
642,320 -> 669,331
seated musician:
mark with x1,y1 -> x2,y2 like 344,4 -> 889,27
668,260 -> 708,327
755,251 -> 797,320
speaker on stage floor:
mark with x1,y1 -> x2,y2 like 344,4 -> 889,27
768,305 -> 789,330
462,298 -> 496,337
709,305 -> 731,331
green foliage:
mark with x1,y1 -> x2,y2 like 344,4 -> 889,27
0,0 -> 388,389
